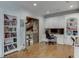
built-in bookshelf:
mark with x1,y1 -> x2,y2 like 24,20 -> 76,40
66,17 -> 78,36
4,14 -> 17,54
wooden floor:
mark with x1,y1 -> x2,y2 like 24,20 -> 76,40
5,43 -> 74,58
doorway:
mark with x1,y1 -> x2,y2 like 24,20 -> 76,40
25,17 -> 39,47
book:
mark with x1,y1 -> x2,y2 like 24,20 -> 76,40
4,46 -> 8,52
13,44 -> 17,48
13,38 -> 17,42
8,44 -> 14,50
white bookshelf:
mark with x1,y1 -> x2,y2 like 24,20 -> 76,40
4,14 -> 17,55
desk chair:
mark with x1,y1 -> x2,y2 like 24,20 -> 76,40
45,30 -> 57,44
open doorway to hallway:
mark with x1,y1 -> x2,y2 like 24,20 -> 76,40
25,17 -> 39,47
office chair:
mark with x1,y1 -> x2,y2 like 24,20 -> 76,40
45,30 -> 57,44
71,37 -> 75,46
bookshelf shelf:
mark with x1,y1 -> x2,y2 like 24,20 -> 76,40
4,48 -> 17,55
4,14 -> 17,55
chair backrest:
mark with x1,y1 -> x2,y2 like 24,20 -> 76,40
71,37 -> 75,42
45,30 -> 50,38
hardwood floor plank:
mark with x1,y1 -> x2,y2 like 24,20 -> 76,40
5,43 -> 74,58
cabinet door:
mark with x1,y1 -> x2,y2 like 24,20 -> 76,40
57,38 -> 64,44
57,35 -> 64,44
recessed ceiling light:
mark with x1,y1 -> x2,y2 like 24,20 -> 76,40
70,5 -> 73,8
46,11 -> 50,14
33,3 -> 37,6
65,1 -> 70,3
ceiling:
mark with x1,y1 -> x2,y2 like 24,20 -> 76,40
0,1 -> 79,16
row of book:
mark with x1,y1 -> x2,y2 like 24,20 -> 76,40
4,38 -> 17,44
4,43 -> 17,52
4,27 -> 16,32
5,33 -> 16,38
66,18 -> 78,35
4,20 -> 16,25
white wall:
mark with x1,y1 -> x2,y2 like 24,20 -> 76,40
45,16 -> 65,28
44,13 -> 79,45
3,9 -> 32,50
44,16 -> 65,44
0,8 -> 33,57
37,16 -> 46,42
0,9 -> 4,57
